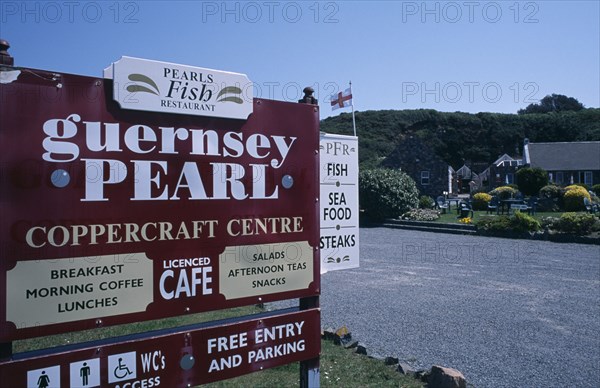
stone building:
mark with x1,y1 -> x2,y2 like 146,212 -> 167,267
382,136 -> 452,198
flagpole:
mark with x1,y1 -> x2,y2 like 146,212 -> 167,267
350,81 -> 357,137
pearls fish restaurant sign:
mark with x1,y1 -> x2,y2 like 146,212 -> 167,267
0,61 -> 320,342
104,56 -> 253,119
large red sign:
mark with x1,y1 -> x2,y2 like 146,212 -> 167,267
0,309 -> 320,387
0,68 -> 320,341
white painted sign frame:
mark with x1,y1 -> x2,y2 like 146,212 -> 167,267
319,133 -> 359,272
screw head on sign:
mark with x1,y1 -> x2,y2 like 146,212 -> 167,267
282,175 -> 294,189
180,353 -> 196,371
51,169 -> 70,188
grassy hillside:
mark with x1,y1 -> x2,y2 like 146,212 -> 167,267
320,108 -> 600,169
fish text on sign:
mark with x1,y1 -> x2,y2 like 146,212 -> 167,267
326,163 -> 347,176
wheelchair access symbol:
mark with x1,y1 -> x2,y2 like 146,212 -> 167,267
108,352 -> 137,384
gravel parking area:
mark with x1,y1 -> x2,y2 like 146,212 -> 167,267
276,228 -> 600,387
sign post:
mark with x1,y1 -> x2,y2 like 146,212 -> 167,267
0,56 -> 321,386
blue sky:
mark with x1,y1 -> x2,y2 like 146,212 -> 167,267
2,1 -> 598,118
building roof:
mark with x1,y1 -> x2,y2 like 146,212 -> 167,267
493,153 -> 516,165
456,164 -> 471,176
493,153 -> 523,167
524,141 -> 600,170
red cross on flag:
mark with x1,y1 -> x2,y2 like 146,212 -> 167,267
330,88 -> 353,111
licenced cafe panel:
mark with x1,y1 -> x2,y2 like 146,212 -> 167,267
0,69 -> 320,341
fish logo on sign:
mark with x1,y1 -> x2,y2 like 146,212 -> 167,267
216,86 -> 244,104
126,74 -> 160,95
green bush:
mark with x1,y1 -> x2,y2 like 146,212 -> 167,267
592,184 -> 600,195
489,186 -> 517,200
540,216 -> 560,230
472,192 -> 492,211
402,208 -> 441,221
539,184 -> 566,199
511,211 -> 541,233
538,184 -> 566,211
554,212 -> 600,235
516,167 -> 548,196
476,216 -> 512,233
563,186 -> 591,211
476,212 -> 540,234
418,195 -> 435,209
359,169 -> 419,220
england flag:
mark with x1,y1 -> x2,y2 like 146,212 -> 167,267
330,88 -> 353,111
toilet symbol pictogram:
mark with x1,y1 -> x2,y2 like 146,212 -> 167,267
37,371 -> 50,388
27,365 -> 60,388
70,358 -> 100,387
108,352 -> 137,383
113,358 -> 133,379
80,362 -> 90,386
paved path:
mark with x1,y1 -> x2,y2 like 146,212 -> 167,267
319,228 -> 600,388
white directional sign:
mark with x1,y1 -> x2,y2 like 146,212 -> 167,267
319,134 -> 359,272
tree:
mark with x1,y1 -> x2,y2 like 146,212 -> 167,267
359,168 -> 419,220
518,94 -> 584,115
320,108 -> 600,169
516,167 -> 549,196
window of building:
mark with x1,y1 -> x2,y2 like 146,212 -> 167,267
584,171 -> 593,186
506,173 -> 514,184
421,171 -> 430,185
548,172 -> 554,183
556,172 -> 564,185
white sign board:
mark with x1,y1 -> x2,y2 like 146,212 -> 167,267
105,56 -> 253,120
319,133 -> 359,272
7,253 -> 153,326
